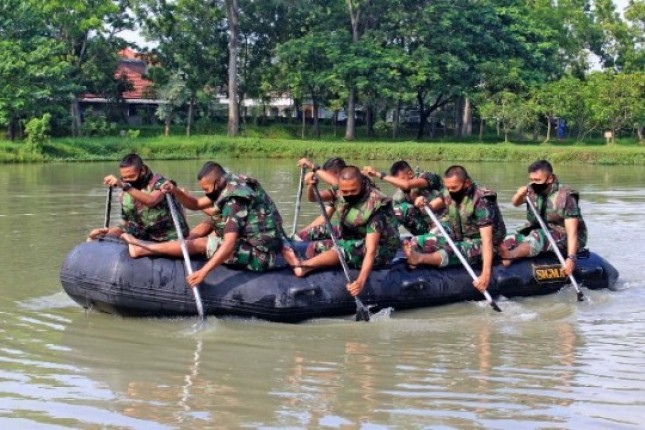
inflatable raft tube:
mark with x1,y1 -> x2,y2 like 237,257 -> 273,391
60,240 -> 619,323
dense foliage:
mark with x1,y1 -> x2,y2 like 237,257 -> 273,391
1,0 -> 643,144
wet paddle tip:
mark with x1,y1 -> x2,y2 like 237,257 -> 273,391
577,292 -> 585,302
355,307 -> 371,322
491,301 -> 503,313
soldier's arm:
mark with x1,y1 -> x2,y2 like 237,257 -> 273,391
124,187 -> 165,207
170,186 -> 212,211
347,231 -> 380,297
381,175 -> 428,192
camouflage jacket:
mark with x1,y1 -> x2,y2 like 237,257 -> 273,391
442,183 -> 507,245
119,168 -> 189,242
209,173 -> 285,252
519,176 -> 587,248
334,180 -> 401,250
393,170 -> 443,204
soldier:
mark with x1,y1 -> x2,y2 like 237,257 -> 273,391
363,160 -> 444,235
295,157 -> 346,241
498,159 -> 587,275
87,153 -> 188,242
283,166 -> 401,297
122,161 -> 286,287
403,165 -> 506,293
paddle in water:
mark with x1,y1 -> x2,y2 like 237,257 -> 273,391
421,206 -> 502,312
166,194 -> 207,322
104,186 -> 112,229
311,181 -> 370,322
525,191 -> 584,302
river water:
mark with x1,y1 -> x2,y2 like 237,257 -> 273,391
0,159 -> 643,429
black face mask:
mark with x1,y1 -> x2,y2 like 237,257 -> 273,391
205,188 -> 222,202
343,188 -> 365,206
127,169 -> 149,190
449,188 -> 468,204
531,182 -> 549,194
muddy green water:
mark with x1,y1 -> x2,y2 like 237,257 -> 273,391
1,159 -> 644,429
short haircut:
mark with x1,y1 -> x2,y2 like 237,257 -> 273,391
339,165 -> 362,182
119,153 -> 143,169
390,160 -> 412,176
528,159 -> 553,174
197,161 -> 226,180
322,157 -> 346,173
444,165 -> 470,181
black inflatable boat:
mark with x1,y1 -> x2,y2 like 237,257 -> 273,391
60,240 -> 619,323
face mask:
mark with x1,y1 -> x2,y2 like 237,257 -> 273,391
205,187 -> 222,202
343,192 -> 363,206
127,170 -> 148,190
531,182 -> 549,194
449,188 -> 468,204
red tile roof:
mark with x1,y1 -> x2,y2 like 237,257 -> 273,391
83,49 -> 154,100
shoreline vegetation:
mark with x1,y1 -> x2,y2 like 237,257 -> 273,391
2,132 -> 645,166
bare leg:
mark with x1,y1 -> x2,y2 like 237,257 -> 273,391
402,240 -> 443,267
498,242 -> 531,267
121,234 -> 207,259
292,249 -> 340,278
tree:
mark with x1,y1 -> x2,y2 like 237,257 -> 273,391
0,0 -> 73,139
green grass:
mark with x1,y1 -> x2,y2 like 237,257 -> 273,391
1,131 -> 644,165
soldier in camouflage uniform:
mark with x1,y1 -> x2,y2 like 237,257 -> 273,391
122,161 -> 287,287
283,166 -> 401,297
499,160 -> 587,276
403,165 -> 506,293
363,160 -> 444,235
295,157 -> 346,241
87,153 -> 188,242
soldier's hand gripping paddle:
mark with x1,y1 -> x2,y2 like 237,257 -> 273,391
525,191 -> 584,302
311,182 -> 370,322
166,194 -> 207,322
421,206 -> 502,312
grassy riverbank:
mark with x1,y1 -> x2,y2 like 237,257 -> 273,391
2,134 -> 645,165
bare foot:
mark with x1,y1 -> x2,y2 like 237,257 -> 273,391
120,233 -> 150,258
402,240 -> 421,269
281,245 -> 313,277
497,244 -> 513,267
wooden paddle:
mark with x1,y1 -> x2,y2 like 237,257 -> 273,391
525,192 -> 584,302
421,206 -> 502,312
290,166 -> 306,237
166,194 -> 207,321
311,182 -> 371,322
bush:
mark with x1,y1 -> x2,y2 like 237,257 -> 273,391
24,113 -> 52,153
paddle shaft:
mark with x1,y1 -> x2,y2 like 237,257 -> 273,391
291,166 -> 306,237
166,194 -> 206,320
104,186 -> 112,228
422,206 -> 501,311
311,182 -> 370,320
524,193 -> 584,299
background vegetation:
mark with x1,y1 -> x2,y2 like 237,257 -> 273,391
0,0 -> 643,152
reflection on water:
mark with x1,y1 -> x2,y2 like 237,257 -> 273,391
0,160 -> 644,429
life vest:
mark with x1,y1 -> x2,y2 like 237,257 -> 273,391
211,173 -> 284,251
443,183 -> 506,245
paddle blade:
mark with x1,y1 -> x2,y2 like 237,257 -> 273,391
490,300 -> 503,313
355,305 -> 371,322
577,291 -> 585,302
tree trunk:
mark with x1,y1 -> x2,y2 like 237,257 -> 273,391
226,0 -> 240,137
333,110 -> 338,137
164,117 -> 171,137
454,97 -> 463,138
186,97 -> 194,137
461,97 -> 472,136
416,90 -> 426,140
392,100 -> 400,139
301,101 -> 306,139
479,117 -> 484,142
70,96 -> 82,137
345,87 -> 356,140
637,126 -> 643,143
544,115 -> 552,143
313,98 -> 320,139
366,105 -> 374,138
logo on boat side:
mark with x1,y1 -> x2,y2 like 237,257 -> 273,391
532,264 -> 567,283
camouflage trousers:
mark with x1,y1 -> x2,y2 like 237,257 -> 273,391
206,234 -> 277,271
393,202 -> 433,236
502,228 -> 566,258
306,238 -> 397,269
409,233 -> 486,268
296,223 -> 340,242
